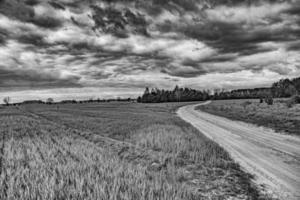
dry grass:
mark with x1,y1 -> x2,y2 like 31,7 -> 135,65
197,99 -> 300,135
0,102 -> 267,199
133,125 -> 231,167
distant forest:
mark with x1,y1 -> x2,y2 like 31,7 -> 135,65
138,77 -> 300,103
2,77 -> 299,106
3,97 -> 135,106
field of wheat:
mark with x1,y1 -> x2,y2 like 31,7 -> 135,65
0,102 -> 264,199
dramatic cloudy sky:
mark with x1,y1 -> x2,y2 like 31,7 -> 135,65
0,0 -> 299,102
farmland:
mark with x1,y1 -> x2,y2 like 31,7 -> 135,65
0,102 -> 266,199
197,99 -> 300,135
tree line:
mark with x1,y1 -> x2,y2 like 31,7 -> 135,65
2,97 -> 135,106
138,77 -> 300,103
137,86 -> 210,103
2,77 -> 299,105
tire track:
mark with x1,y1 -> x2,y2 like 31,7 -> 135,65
18,107 -> 139,155
0,118 -> 11,200
0,129 -> 6,176
17,107 -> 166,167
18,107 -> 134,147
18,107 -> 96,163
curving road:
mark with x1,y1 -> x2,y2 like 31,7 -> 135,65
177,101 -> 300,200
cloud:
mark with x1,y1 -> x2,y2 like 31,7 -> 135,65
0,68 -> 81,91
161,60 -> 243,78
161,66 -> 206,78
0,0 -> 34,22
155,1 -> 300,56
16,33 -> 47,46
0,0 -> 300,101
90,5 -> 148,37
29,16 -> 62,29
0,30 -> 6,45
205,2 -> 290,24
48,1 -> 66,10
286,41 -> 300,51
24,0 -> 40,6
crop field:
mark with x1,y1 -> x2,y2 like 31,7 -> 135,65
0,102 -> 264,199
197,99 -> 300,135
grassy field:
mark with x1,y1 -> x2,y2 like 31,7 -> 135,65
197,99 -> 300,135
0,102 -> 266,199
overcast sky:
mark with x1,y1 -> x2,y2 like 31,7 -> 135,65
0,0 -> 299,102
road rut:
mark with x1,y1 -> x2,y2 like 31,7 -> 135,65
177,101 -> 300,200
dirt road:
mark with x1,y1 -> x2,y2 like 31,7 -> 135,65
177,101 -> 300,200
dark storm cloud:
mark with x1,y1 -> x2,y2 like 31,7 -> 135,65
0,0 -> 63,30
29,16 -> 62,29
0,68 -> 82,90
161,68 -> 207,78
48,1 -> 66,10
24,0 -> 41,6
0,0 -> 35,22
151,1 -> 299,79
90,5 -> 148,37
158,11 -> 298,58
71,17 -> 87,28
160,60 -> 244,78
287,41 -> 300,51
0,29 -> 7,45
282,2 -> 300,16
0,36 -> 5,45
200,54 -> 237,63
16,33 -> 47,46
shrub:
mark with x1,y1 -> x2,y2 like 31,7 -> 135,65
259,98 -> 263,103
264,96 -> 273,105
291,95 -> 300,104
286,95 -> 300,108
46,98 -> 54,104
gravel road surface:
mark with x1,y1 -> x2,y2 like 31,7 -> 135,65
177,102 -> 300,199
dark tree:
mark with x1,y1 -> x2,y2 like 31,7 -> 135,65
3,97 -> 10,106
272,78 -> 297,97
265,96 -> 273,105
140,86 -> 209,103
46,98 -> 54,104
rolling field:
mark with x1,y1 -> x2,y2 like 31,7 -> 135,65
0,102 -> 265,199
197,99 -> 300,135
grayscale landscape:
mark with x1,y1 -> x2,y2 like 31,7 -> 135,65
0,0 -> 299,199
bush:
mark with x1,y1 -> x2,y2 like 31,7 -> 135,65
286,95 -> 300,108
264,96 -> 273,105
259,98 -> 263,103
291,95 -> 300,104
